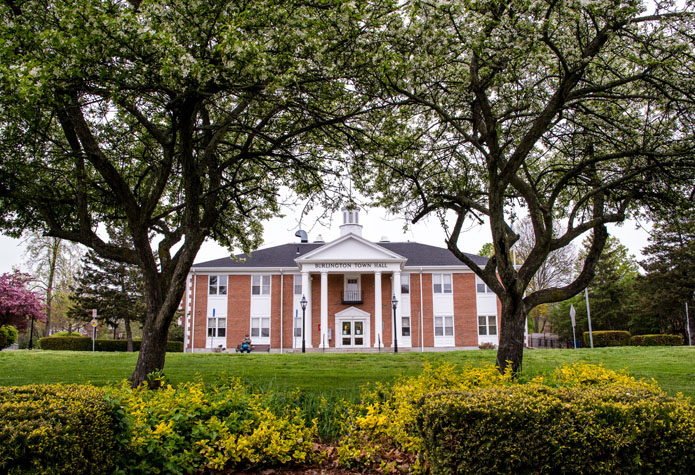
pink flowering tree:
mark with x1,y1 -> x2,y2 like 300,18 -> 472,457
0,271 -> 45,332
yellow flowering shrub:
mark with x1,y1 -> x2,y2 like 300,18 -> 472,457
337,362 -> 513,470
109,378 -> 318,474
0,384 -> 123,475
337,363 -> 695,474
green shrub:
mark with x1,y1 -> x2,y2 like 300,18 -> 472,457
0,332 -> 5,348
0,325 -> 18,347
337,363 -> 679,473
417,384 -> 695,474
39,336 -> 92,351
0,384 -> 124,475
630,334 -> 683,346
38,337 -> 183,352
49,331 -> 85,337
584,330 -> 631,347
110,378 -> 318,473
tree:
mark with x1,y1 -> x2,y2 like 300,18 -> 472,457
69,236 -> 146,351
355,0 -> 695,372
0,1 -> 381,385
0,271 -> 44,333
631,210 -> 695,339
23,233 -> 82,336
549,237 -> 639,343
70,230 -> 145,350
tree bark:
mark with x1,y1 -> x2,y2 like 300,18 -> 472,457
496,294 -> 527,374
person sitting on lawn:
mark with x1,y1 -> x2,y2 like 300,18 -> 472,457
239,334 -> 252,353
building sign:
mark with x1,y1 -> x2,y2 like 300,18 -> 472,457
303,262 -> 399,272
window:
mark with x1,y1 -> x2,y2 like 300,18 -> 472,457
293,275 -> 302,295
252,275 -> 271,295
433,274 -> 452,294
209,275 -> 227,295
476,280 -> 494,293
434,316 -> 454,336
401,274 -> 410,294
402,316 -> 411,337
478,315 -> 497,336
294,315 -> 302,337
251,317 -> 270,338
207,317 -> 226,337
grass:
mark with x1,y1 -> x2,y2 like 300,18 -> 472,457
1,346 -> 694,399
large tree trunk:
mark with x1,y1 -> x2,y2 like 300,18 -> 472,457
130,315 -> 168,388
496,295 -> 527,374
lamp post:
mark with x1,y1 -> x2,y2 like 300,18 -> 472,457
391,294 -> 398,353
300,295 -> 308,353
28,313 -> 35,350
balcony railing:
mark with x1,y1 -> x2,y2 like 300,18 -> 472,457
342,290 -> 363,304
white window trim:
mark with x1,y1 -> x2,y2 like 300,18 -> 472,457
208,275 -> 228,296
250,316 -> 271,342
401,273 -> 410,294
433,314 -> 455,346
478,315 -> 498,336
432,273 -> 453,294
251,274 -> 272,296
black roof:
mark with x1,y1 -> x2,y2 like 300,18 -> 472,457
192,241 -> 488,268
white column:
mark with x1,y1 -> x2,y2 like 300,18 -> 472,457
393,271 -> 401,347
374,271 -> 382,348
302,271 -> 313,348
321,272 -> 328,349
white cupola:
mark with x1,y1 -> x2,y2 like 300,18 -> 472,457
339,208 -> 363,237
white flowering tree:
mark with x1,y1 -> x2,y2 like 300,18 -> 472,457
0,0 -> 384,386
355,0 -> 695,371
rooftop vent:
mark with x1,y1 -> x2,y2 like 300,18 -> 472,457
379,235 -> 390,242
314,234 -> 325,243
295,229 -> 308,243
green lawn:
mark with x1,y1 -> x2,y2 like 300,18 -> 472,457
1,347 -> 693,399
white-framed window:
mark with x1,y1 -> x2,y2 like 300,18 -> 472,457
401,274 -> 410,294
207,316 -> 227,337
209,275 -> 228,295
476,281 -> 494,293
433,274 -> 452,294
343,275 -> 361,301
251,317 -> 270,338
434,316 -> 454,336
294,316 -> 302,337
402,316 -> 411,337
478,315 -> 497,336
252,275 -> 271,295
293,275 -> 302,295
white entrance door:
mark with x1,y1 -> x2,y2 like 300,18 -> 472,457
340,320 -> 367,347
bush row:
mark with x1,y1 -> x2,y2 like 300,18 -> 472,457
583,330 -> 683,347
418,384 -> 695,474
38,336 -> 183,352
0,384 -> 123,475
337,363 -> 695,474
630,334 -> 683,346
0,378 -> 319,474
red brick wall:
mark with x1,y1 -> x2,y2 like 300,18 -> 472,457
226,275 -> 251,349
421,274 -> 434,347
192,275 -> 208,350
454,273 -> 478,346
408,273 -> 422,348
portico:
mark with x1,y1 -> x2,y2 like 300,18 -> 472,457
295,233 -> 407,349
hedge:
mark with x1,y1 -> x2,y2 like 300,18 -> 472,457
630,334 -> 683,346
416,385 -> 695,474
39,337 -> 183,352
583,330 -> 631,347
0,384 -> 124,475
0,325 -> 18,347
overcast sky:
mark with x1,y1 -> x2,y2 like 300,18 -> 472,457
0,205 -> 652,275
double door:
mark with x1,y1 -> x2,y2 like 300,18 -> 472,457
340,319 -> 366,347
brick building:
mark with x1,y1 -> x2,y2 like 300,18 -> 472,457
181,209 -> 502,352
